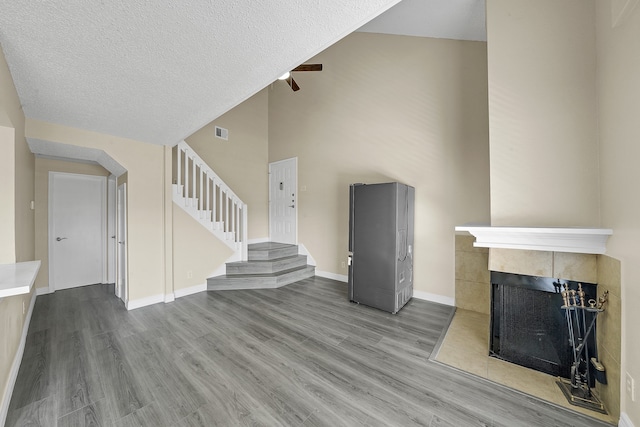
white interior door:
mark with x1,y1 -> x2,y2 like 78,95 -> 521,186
269,158 -> 297,244
107,176 -> 116,284
49,172 -> 106,291
116,183 -> 127,303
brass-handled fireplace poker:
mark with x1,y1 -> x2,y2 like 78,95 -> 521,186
557,282 -> 609,414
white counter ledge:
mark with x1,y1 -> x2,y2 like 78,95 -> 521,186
0,261 -> 41,298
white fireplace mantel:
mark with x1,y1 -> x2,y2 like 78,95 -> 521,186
455,225 -> 613,254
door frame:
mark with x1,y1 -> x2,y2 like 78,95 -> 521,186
268,157 -> 298,244
107,176 -> 117,284
48,171 -> 107,292
116,182 -> 128,303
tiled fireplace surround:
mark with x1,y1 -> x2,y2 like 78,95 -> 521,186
454,234 -> 622,419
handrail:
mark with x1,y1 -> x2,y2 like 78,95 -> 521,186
175,140 -> 248,260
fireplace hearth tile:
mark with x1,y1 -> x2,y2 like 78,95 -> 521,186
435,309 -> 489,378
487,356 -> 563,400
435,308 -> 617,424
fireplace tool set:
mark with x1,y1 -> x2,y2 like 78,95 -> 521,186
557,283 -> 609,413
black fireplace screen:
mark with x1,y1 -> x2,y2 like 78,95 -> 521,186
490,271 -> 597,378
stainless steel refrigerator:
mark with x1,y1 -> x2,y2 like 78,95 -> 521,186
348,182 -> 415,314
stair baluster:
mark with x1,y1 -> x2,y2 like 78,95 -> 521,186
173,141 -> 248,260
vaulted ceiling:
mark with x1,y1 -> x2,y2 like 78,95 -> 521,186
0,0 -> 485,146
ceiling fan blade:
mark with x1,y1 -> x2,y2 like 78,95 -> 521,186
292,64 -> 323,72
285,76 -> 300,91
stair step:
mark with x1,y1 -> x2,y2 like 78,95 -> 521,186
226,255 -> 307,275
248,242 -> 298,261
207,265 -> 315,291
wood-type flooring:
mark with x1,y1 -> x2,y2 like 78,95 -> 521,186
6,277 -> 614,426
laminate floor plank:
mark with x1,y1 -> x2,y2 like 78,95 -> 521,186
27,298 -> 53,336
5,396 -> 57,427
56,398 -> 113,427
7,279 -> 614,427
192,331 -> 315,425
261,334 -> 434,426
90,331 -> 154,420
8,330 -> 54,412
111,402 -> 167,427
174,349 -> 279,425
116,331 -> 208,424
251,288 -> 387,346
55,329 -> 105,418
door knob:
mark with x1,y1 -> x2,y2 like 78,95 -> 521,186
56,237 -> 67,242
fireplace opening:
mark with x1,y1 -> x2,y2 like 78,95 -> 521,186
490,271 -> 597,379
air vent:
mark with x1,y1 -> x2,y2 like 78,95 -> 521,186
214,126 -> 228,140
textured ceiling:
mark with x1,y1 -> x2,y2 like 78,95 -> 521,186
0,0 -> 485,147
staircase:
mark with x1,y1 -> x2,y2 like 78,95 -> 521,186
207,242 -> 315,290
174,142 -> 314,290
174,141 -> 248,259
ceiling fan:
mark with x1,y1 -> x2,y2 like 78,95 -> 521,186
278,64 -> 323,91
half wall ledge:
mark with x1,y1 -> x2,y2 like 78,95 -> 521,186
0,261 -> 41,298
454,225 -> 613,255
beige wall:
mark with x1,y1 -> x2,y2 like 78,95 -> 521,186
185,89 -> 269,240
1,43 -> 34,264
269,32 -> 490,298
487,0 -> 640,422
596,1 -> 640,423
0,121 -> 15,263
486,0 -> 600,227
172,205 -> 233,290
0,45 -> 17,264
14,118 -> 35,264
0,289 -> 35,420
25,119 -> 167,302
33,158 -> 110,289
0,44 -> 36,422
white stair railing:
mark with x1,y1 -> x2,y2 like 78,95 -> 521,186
174,140 -> 248,261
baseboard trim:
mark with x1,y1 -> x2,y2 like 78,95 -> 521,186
36,286 -> 51,296
126,293 -> 165,310
312,274 -> 455,306
297,244 -> 317,266
174,283 -> 207,298
620,412 -> 635,427
1,290 -> 37,426
164,293 -> 175,303
412,290 -> 455,306
316,270 -> 347,283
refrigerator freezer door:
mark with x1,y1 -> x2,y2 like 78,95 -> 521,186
350,183 -> 399,313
